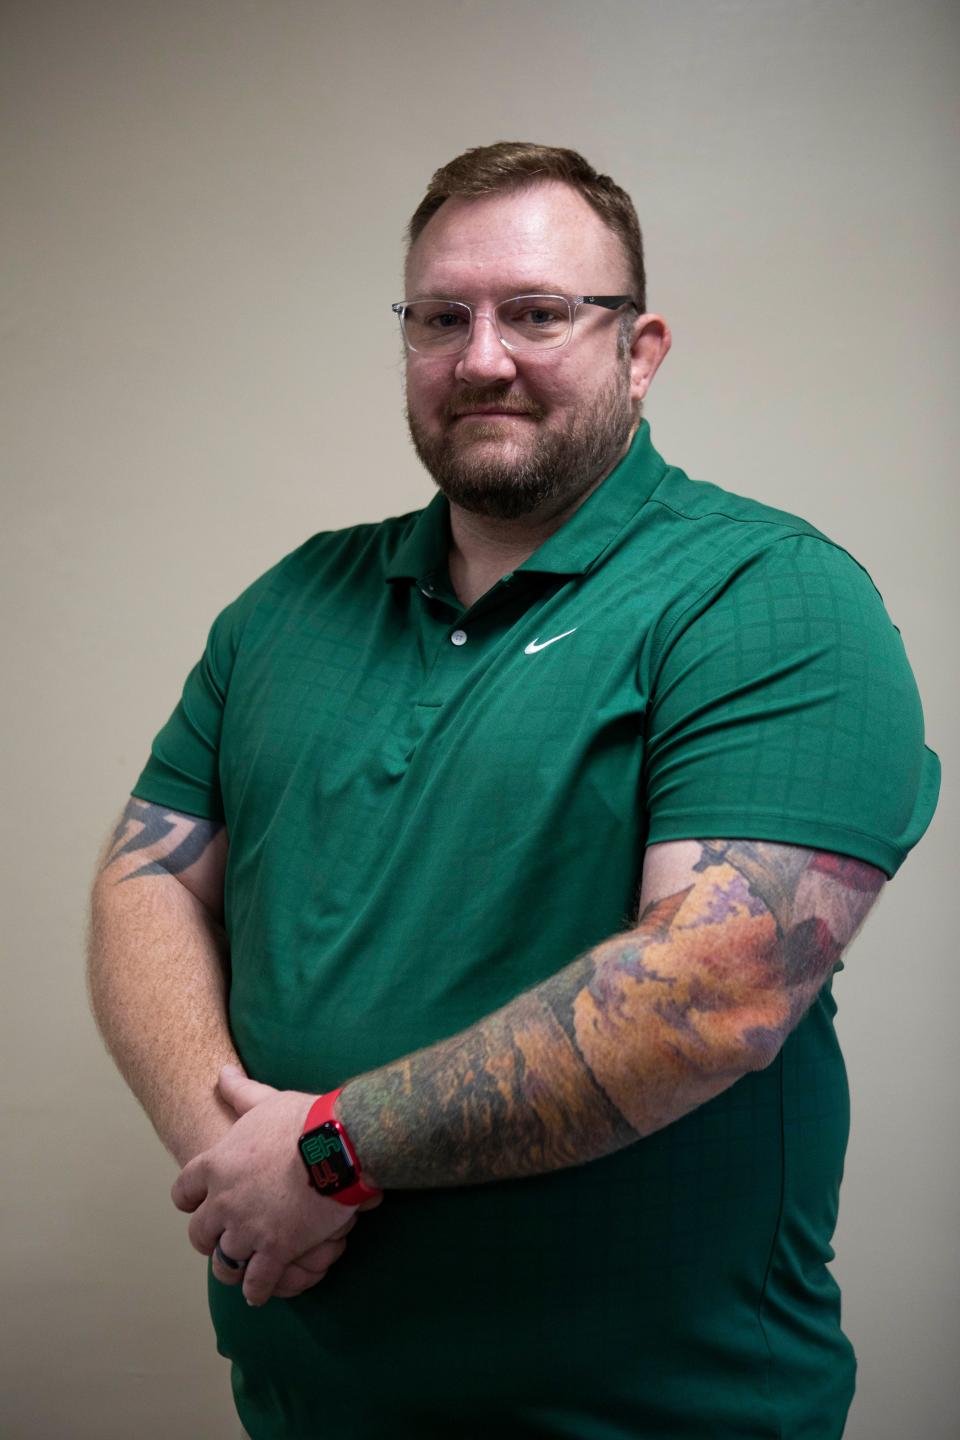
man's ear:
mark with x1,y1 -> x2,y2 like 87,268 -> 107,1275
628,314 -> 671,405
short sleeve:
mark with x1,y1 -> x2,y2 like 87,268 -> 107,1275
643,534 -> 940,876
131,568 -> 278,820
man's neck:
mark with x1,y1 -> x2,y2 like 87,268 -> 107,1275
447,492 -> 583,609
446,446 -> 630,609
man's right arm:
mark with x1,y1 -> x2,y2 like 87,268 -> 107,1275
88,797 -> 239,1168
90,796 -> 363,1298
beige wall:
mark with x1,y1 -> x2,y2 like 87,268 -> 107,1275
2,1 -> 955,1435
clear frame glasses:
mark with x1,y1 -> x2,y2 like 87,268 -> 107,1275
391,293 -> 635,356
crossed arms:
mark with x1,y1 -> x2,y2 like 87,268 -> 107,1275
89,798 -> 885,1305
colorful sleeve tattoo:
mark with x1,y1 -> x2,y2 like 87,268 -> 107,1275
337,841 -> 885,1189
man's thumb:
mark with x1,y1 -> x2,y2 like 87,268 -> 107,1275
218,1064 -> 273,1115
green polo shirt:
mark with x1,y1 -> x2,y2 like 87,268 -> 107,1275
134,422 -> 938,1439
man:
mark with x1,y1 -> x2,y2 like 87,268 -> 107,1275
89,143 -> 939,1439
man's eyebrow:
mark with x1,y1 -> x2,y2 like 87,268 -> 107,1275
406,285 -> 571,302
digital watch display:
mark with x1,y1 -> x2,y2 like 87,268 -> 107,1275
299,1121 -> 358,1194
298,1090 -> 382,1206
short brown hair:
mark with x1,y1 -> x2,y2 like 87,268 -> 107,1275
407,141 -> 646,314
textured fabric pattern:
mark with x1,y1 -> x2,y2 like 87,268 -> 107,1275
134,423 -> 938,1439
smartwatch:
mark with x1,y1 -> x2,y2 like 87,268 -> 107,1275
298,1088 -> 382,1206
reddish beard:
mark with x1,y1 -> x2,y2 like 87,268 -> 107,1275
407,367 -> 634,521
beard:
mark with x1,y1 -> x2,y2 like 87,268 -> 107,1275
406,363 -> 635,521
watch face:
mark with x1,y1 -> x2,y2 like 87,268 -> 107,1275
299,1121 -> 357,1195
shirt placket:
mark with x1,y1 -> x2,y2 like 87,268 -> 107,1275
411,570 -> 526,707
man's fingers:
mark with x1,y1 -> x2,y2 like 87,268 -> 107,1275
171,1158 -> 207,1215
294,1237 -> 349,1275
217,1065 -> 278,1116
211,1236 -> 250,1287
217,1237 -> 350,1300
272,1263 -> 330,1299
263,1239 -> 350,1298
356,1192 -> 384,1213
169,1082 -> 351,1301
188,1204 -> 232,1258
323,1214 -> 358,1243
241,1251 -> 286,1307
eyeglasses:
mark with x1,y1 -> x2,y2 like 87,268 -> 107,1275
391,294 -> 635,356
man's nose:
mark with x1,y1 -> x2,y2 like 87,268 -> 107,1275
455,314 -> 518,386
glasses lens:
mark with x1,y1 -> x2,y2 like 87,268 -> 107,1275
401,301 -> 472,352
496,295 -> 572,349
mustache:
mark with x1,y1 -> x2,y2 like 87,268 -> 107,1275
445,392 -> 545,421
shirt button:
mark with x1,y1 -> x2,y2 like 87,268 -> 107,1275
450,629 -> 468,646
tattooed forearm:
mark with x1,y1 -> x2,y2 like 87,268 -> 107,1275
340,955 -> 639,1190
100,798 -> 224,883
338,841 -> 885,1190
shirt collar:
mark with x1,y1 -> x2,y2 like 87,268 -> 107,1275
385,420 -> 666,584
384,488 -> 452,584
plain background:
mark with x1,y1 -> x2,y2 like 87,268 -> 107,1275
2,1 -> 956,1436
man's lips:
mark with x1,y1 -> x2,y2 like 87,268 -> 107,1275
451,409 -> 538,419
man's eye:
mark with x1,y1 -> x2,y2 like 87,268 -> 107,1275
503,300 -> 567,327
425,310 -> 468,329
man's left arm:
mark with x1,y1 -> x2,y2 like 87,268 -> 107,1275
173,838 -> 884,1303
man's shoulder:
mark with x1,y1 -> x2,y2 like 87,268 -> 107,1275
204,509 -> 427,649
649,465 -> 830,544
269,509 -> 426,587
220,508 -> 424,610
637,463 -> 864,600
627,457 -> 888,636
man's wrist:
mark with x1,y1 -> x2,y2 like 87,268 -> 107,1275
169,1093 -> 241,1168
298,1088 -> 383,1204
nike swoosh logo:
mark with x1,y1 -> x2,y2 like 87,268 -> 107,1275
524,628 -> 578,654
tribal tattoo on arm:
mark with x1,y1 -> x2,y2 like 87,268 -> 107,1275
99,798 -> 226,915
90,798 -> 238,1168
337,841 -> 885,1189
101,798 -> 223,880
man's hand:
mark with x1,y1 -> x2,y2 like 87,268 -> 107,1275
171,1067 -> 380,1306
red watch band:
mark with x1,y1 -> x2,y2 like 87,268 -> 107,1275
300,1088 -> 382,1206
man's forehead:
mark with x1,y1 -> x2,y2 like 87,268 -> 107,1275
405,182 -> 628,293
